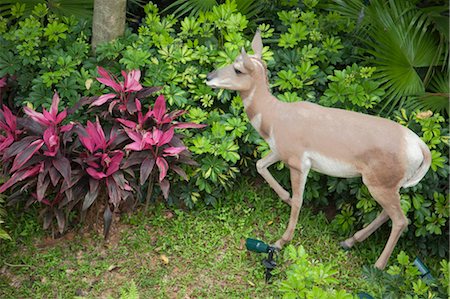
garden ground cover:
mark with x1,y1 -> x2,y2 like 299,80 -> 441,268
0,181 -> 440,298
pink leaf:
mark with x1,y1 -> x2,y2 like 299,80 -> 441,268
163,146 -> 186,156
86,167 -> 107,180
158,127 -> 174,146
10,139 -> 44,172
79,134 -> 94,153
153,95 -> 166,123
124,128 -> 143,143
2,105 -> 16,131
0,135 -> 14,152
152,129 -> 163,145
173,122 -> 207,129
90,93 -> 116,107
105,152 -> 124,176
144,108 -> 153,122
60,123 -> 74,132
97,66 -> 110,78
135,99 -> 142,111
55,109 -> 67,124
43,127 -> 59,157
50,92 -> 60,119
92,119 -> 107,151
124,69 -> 143,92
97,67 -> 122,92
108,100 -> 120,114
142,131 -> 156,146
156,157 -> 168,182
124,141 -> 143,151
117,118 -> 137,129
160,179 -> 170,199
0,164 -> 41,193
23,107 -> 50,126
139,157 -> 155,185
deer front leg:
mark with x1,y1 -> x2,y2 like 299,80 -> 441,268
274,161 -> 310,249
256,151 -> 291,206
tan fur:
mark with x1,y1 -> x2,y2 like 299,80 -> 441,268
206,30 -> 432,270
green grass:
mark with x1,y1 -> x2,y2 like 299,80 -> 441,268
0,182 -> 442,298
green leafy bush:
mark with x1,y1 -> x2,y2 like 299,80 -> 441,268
0,4 -> 93,110
0,194 -> 10,240
278,245 -> 355,298
364,251 -> 449,298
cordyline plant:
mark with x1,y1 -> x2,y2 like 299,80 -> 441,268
0,67 -> 205,238
0,93 -> 77,234
118,95 -> 205,207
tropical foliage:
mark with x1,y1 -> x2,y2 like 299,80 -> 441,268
0,0 -> 447,261
330,0 -> 449,114
0,67 -> 204,236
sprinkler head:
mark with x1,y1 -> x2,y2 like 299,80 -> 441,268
245,238 -> 278,283
245,238 -> 270,253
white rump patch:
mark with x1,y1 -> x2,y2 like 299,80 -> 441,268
305,151 -> 360,178
402,130 -> 425,185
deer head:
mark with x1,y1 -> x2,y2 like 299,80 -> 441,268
206,30 -> 265,92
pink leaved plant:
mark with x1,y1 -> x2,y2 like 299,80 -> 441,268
0,105 -> 21,154
118,95 -> 205,199
0,92 -> 78,234
90,66 -> 144,114
0,67 -> 205,238
76,118 -> 132,211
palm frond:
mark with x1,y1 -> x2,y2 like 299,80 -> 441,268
405,71 -> 449,115
333,0 -> 446,114
163,0 -> 218,19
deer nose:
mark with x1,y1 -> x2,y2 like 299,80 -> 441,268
207,71 -> 217,81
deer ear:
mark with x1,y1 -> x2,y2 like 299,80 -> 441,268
241,47 -> 254,72
251,29 -> 263,59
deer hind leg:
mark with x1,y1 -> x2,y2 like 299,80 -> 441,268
274,161 -> 310,249
256,151 -> 291,206
365,186 -> 408,270
340,210 -> 389,249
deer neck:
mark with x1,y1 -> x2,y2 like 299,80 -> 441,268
239,78 -> 277,139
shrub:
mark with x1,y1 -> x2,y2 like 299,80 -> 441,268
0,194 -> 10,240
364,251 -> 449,298
278,245 -> 355,298
0,67 -> 204,236
0,4 -> 94,110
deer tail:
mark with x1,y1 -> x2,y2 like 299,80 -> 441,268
402,140 -> 432,188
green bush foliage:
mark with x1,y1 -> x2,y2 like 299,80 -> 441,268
0,1 -> 447,257
278,245 -> 355,298
0,5 -> 94,110
364,251 -> 449,298
0,194 -> 10,240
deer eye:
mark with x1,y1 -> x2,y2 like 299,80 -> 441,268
234,68 -> 242,75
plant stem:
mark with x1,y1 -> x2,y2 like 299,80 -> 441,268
145,171 -> 155,210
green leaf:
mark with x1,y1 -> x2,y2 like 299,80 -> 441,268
397,251 -> 409,266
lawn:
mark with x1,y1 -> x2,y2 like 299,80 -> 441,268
0,181 -> 444,298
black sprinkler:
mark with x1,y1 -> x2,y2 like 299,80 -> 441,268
245,238 -> 278,283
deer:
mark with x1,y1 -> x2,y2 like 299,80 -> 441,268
206,30 -> 431,270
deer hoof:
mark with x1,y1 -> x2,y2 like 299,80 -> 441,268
340,240 -> 352,251
273,240 -> 283,250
